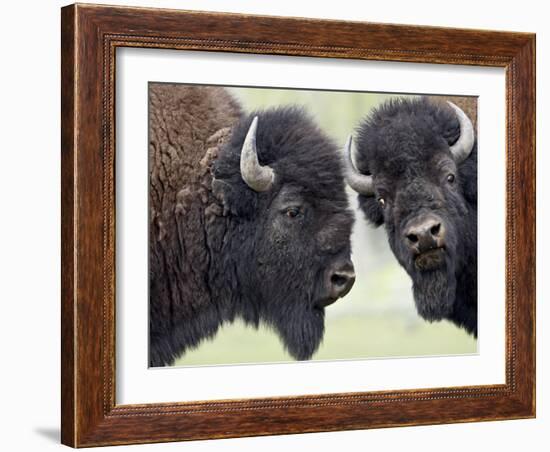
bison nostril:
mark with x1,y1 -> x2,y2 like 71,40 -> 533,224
328,267 -> 356,301
430,223 -> 441,236
405,216 -> 445,251
407,233 -> 419,244
331,274 -> 348,287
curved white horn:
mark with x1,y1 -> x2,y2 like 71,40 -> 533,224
447,102 -> 475,164
240,116 -> 275,192
343,135 -> 374,196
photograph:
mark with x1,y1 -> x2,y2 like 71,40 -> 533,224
148,83 -> 478,368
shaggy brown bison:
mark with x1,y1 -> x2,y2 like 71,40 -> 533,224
345,96 -> 477,335
149,84 -> 355,366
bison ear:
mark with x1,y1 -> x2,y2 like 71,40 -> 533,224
458,147 -> 478,205
211,176 -> 258,219
442,119 -> 461,147
358,195 -> 384,227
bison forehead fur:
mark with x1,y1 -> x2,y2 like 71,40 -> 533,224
149,85 -> 353,366
354,96 -> 478,336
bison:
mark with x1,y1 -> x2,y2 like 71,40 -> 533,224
149,84 -> 355,366
344,96 -> 477,335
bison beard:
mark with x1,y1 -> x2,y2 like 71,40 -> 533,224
149,84 -> 354,366
250,254 -> 333,360
260,293 -> 326,361
412,257 -> 456,321
275,306 -> 325,361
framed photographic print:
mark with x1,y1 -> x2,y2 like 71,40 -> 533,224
61,3 -> 536,447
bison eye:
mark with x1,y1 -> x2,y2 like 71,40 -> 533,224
285,207 -> 301,218
447,174 -> 456,184
377,197 -> 386,207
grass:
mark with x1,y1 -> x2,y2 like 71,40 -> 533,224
174,315 -> 476,367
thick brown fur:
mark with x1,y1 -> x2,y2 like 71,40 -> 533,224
149,84 -> 243,365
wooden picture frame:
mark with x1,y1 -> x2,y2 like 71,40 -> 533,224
61,3 -> 535,447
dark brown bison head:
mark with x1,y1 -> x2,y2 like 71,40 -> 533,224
345,97 -> 477,331
212,107 -> 355,359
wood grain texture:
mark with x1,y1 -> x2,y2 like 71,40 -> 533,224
60,5 -> 76,446
60,3 -> 536,447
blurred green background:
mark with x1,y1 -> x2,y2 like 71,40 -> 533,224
173,86 -> 477,367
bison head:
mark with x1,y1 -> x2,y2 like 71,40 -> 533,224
212,107 -> 355,360
345,97 -> 476,323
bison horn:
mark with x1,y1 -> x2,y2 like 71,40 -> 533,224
447,101 -> 475,164
240,116 -> 275,192
344,135 -> 375,196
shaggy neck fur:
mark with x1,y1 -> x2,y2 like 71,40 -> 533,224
148,84 -> 244,367
149,128 -> 253,366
